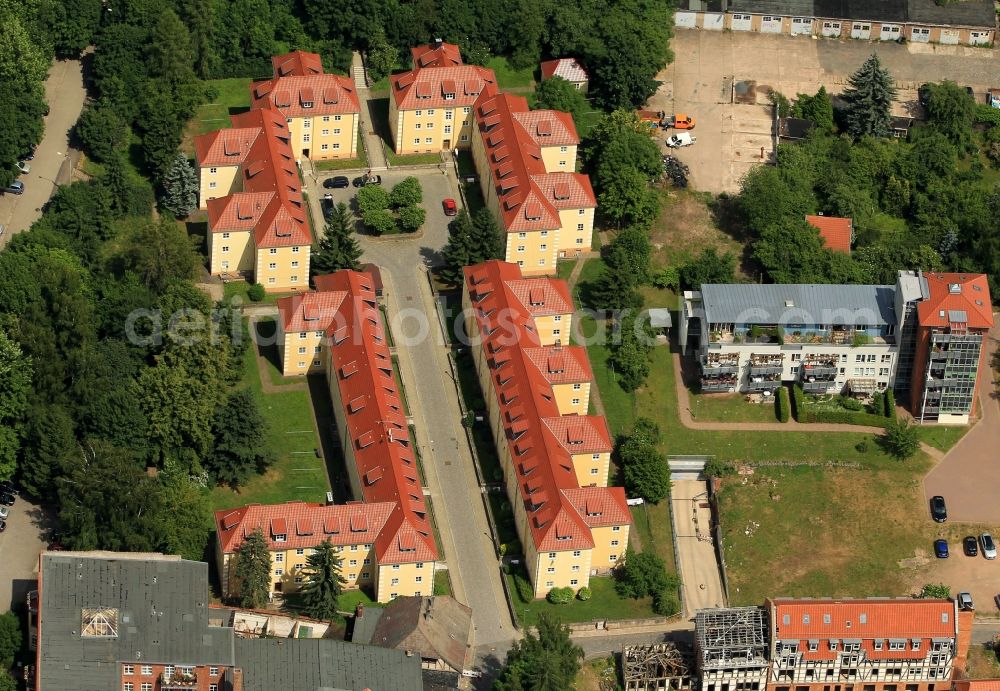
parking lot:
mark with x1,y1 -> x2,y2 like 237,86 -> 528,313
917,530 -> 1000,618
304,166 -> 461,259
0,497 -> 51,612
654,30 -> 1000,193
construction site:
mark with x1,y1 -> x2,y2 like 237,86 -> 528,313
622,642 -> 698,691
695,607 -> 770,691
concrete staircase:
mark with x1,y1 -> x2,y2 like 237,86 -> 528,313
351,53 -> 368,89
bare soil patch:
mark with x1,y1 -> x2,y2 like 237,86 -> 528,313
648,190 -> 748,279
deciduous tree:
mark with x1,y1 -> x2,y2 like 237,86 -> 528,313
615,548 -> 678,599
74,106 -> 131,163
116,218 -> 200,293
618,417 -> 670,501
389,176 -> 423,208
494,613 -> 583,691
534,76 -> 590,131
397,204 -> 426,232
208,388 -> 274,487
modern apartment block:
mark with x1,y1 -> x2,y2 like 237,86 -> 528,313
693,598 -> 973,691
250,50 -> 360,161
673,0 -> 995,46
388,41 -> 498,154
471,91 -> 595,275
680,271 -> 993,424
195,108 -> 311,292
218,270 -> 437,603
463,260 -> 631,598
34,551 -> 423,691
909,273 -> 993,424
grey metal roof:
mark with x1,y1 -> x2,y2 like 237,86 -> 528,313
39,552 -> 235,690
648,308 -> 673,329
699,283 -> 897,326
236,637 -> 423,691
725,0 -> 994,26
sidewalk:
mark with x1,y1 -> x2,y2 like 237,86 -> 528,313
351,52 -> 388,171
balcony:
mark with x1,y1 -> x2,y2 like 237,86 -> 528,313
160,671 -> 198,689
749,353 -> 783,376
803,380 -> 836,393
701,376 -> 737,393
747,377 -> 782,391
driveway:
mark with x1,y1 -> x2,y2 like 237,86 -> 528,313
671,480 -> 727,615
0,498 -> 52,612
304,165 -> 515,650
923,316 -> 1000,522
654,30 -> 1000,193
0,58 -> 87,246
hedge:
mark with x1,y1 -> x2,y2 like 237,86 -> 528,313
776,386 -> 791,422
547,586 -> 574,605
790,385 -> 892,427
884,390 -> 896,418
513,572 -> 534,603
790,384 -> 805,420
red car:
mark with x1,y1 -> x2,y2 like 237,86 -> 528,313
442,198 -> 457,216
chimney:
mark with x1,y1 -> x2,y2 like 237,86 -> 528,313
355,602 -> 364,619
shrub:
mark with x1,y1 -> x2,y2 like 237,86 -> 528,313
839,397 -> 864,411
704,458 -> 736,478
884,389 -> 896,418
513,572 -> 534,603
247,283 -> 265,302
776,386 -> 791,422
855,440 -> 869,453
547,586 -> 574,605
576,586 -> 592,601
870,391 -> 883,416
652,588 -> 680,616
880,419 -> 920,459
920,583 -> 951,599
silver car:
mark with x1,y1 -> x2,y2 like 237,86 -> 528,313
981,532 -> 997,559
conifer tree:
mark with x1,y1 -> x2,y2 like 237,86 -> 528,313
842,54 -> 896,139
161,152 -> 198,218
312,202 -> 362,276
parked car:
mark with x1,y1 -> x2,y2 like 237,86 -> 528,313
958,592 -> 975,611
323,176 -> 350,189
964,535 -> 979,556
0,481 -> 18,496
442,198 -> 457,216
982,532 -> 997,559
0,520 -> 5,533
665,133 -> 696,148
14,161 -> 30,174
930,495 -> 947,522
353,174 -> 382,187
2,181 -> 24,195
0,494 -> 15,507
934,539 -> 949,559
0,507 -> 9,520
663,114 -> 696,130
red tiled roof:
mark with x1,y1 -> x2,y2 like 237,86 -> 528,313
474,93 -> 594,234
411,42 -> 463,69
540,58 -> 588,83
464,261 -> 631,553
505,278 -> 573,315
315,270 -> 438,564
277,291 -> 348,333
513,110 -> 580,147
522,346 -> 593,384
769,598 -> 958,659
271,50 -> 324,77
917,273 -> 993,330
195,127 -> 263,168
955,682 -> 1000,691
197,109 -> 312,248
805,215 -> 853,254
391,65 -> 497,110
531,173 -> 595,210
541,416 -> 612,454
251,73 -> 360,118
563,487 -> 630,527
214,501 -> 395,553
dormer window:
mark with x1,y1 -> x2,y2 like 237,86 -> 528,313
273,533 -> 286,542
302,101 -> 313,108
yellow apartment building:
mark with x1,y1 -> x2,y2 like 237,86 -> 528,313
196,107 -> 312,292
251,51 -> 360,161
389,42 -> 497,154
470,92 -> 596,275
462,260 -> 630,597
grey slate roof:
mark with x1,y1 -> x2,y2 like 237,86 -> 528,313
349,605 -> 386,645
236,637 -> 423,691
699,283 -> 897,326
725,0 -> 994,26
39,552 -> 235,691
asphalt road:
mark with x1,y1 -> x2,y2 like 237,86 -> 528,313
672,480 -> 727,614
304,165 -> 516,650
0,58 -> 87,247
0,498 -> 52,613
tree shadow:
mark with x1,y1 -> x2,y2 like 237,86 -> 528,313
471,652 -> 506,691
419,245 -> 443,268
250,318 -> 284,375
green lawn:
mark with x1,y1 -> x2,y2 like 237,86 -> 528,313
314,132 -> 369,171
186,78 -> 252,144
556,259 -> 577,281
456,149 -> 478,179
915,424 -> 969,452
486,56 -> 535,90
222,280 -> 293,305
252,317 -> 306,388
384,146 -> 443,167
210,331 -> 329,512
577,110 -> 605,138
508,576 -> 654,628
338,588 -> 381,612
629,501 -> 676,573
434,570 -> 453,596
688,392 -> 780,424
718,461 -> 935,605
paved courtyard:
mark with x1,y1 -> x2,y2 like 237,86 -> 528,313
654,30 -> 1000,193
0,498 -> 52,612
672,480 -> 727,615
